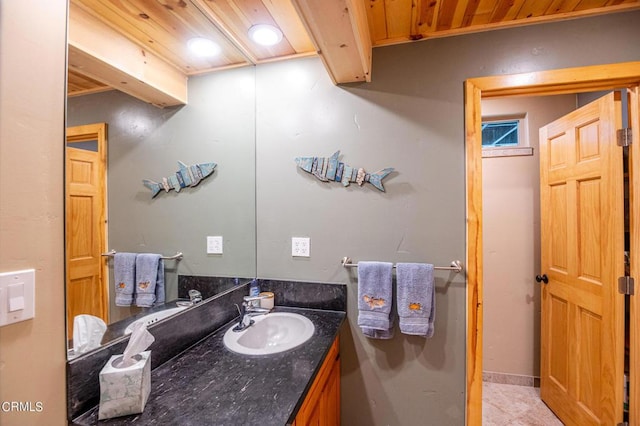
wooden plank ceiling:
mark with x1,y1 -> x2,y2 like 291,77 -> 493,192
68,0 -> 640,106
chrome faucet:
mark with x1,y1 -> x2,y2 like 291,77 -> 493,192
233,295 -> 271,332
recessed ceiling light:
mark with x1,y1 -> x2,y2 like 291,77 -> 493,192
248,24 -> 283,46
187,37 -> 221,58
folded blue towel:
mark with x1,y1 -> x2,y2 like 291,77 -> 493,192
396,263 -> 435,337
135,254 -> 162,308
114,253 -> 137,306
357,261 -> 393,333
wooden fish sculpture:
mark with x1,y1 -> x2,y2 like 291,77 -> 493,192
295,151 -> 394,192
143,161 -> 216,198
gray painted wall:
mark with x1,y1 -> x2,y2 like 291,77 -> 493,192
67,67 -> 256,323
256,55 -> 468,425
255,11 -> 640,425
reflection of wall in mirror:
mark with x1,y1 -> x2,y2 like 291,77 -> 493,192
66,67 -> 257,326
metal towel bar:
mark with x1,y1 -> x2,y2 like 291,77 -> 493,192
101,249 -> 183,261
341,257 -> 463,273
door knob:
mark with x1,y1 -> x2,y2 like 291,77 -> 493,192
536,274 -> 549,284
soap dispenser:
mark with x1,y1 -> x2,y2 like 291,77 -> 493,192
249,279 -> 260,297
248,279 -> 260,307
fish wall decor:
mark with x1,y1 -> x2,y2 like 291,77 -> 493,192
295,151 -> 394,192
143,161 -> 217,198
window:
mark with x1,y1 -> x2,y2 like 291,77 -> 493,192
481,116 -> 532,158
482,120 -> 519,147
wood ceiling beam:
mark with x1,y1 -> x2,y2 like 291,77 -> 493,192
292,0 -> 372,84
68,3 -> 187,108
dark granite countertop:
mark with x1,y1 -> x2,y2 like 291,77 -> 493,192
71,306 -> 345,426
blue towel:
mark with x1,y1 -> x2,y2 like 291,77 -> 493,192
155,258 -> 165,305
362,314 -> 395,340
114,253 -> 137,306
135,254 -> 162,308
357,261 -> 393,334
396,263 -> 435,337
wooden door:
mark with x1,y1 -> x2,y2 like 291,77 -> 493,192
539,92 -> 625,425
66,123 -> 108,337
629,86 -> 640,425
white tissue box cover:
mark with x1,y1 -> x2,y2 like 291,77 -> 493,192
98,351 -> 151,420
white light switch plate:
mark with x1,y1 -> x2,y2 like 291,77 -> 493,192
207,236 -> 223,254
0,269 -> 35,327
292,237 -> 310,257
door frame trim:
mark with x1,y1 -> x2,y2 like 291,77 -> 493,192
465,61 -> 640,425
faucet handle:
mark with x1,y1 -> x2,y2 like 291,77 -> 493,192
243,294 -> 269,302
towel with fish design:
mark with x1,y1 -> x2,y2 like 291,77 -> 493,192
295,151 -> 394,192
357,261 -> 394,334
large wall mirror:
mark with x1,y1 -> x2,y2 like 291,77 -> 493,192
65,68 -> 257,357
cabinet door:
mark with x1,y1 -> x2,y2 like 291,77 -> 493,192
298,373 -> 323,425
306,397 -> 323,426
324,356 -> 340,425
296,338 -> 340,426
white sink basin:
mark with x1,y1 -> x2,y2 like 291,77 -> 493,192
124,306 -> 187,335
223,312 -> 315,355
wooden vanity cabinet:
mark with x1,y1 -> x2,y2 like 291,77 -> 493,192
293,337 -> 340,426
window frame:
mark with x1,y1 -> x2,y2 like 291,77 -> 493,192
481,114 -> 532,158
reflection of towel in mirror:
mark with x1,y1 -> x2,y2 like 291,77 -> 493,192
397,263 -> 435,338
135,254 -> 162,308
114,253 -> 137,306
155,258 -> 165,306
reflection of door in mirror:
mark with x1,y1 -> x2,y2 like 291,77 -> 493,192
65,123 -> 108,338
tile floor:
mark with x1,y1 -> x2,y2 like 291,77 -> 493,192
482,382 -> 564,425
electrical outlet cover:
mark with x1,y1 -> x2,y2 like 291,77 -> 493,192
207,236 -> 223,254
292,237 -> 310,257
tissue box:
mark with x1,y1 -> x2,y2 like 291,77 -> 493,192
98,351 -> 151,420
